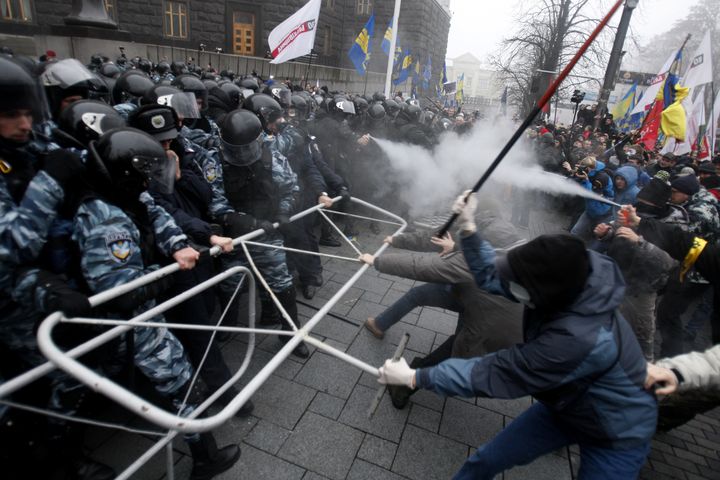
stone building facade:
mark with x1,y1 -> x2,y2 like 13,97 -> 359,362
0,0 -> 450,86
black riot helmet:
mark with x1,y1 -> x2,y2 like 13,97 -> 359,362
0,56 -> 45,118
58,99 -> 125,148
89,53 -> 104,70
100,62 -> 121,79
136,58 -> 152,75
403,104 -> 422,123
41,59 -> 110,116
238,76 -> 259,92
288,94 -> 309,122
220,69 -> 235,80
128,104 -> 179,142
420,109 -> 435,127
172,74 -> 208,112
142,85 -> 200,120
219,109 -> 264,167
270,85 -> 292,109
92,127 -> 175,198
383,99 -> 400,119
329,96 -> 356,117
170,61 -> 188,77
156,61 -> 170,76
202,79 -> 219,91
112,70 -> 154,105
368,103 -> 386,121
372,92 -> 386,103
352,96 -> 369,116
219,82 -> 243,109
243,93 -> 283,131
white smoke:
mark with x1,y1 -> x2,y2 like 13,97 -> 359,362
371,118 -> 617,217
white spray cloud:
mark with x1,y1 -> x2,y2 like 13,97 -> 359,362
371,118 -> 617,217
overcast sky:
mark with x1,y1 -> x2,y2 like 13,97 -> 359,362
446,0 -> 700,69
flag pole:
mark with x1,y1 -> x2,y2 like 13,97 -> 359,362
436,0 -> 625,237
384,0 -> 402,98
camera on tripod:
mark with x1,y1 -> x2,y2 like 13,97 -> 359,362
570,89 -> 585,104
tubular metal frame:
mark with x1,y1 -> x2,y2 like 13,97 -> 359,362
1,197 -> 406,479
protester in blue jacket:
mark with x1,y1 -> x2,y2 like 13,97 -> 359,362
378,192 -> 656,480
613,165 -> 640,218
566,156 -> 615,241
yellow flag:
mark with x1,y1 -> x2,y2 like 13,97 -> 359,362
661,84 -> 689,141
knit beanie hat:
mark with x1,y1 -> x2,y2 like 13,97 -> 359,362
637,177 -> 671,206
505,234 -> 590,312
671,174 -> 700,196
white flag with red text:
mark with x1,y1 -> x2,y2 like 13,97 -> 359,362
268,0 -> 321,64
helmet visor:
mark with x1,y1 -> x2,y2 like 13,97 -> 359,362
335,100 -> 356,115
132,154 -> 175,194
41,59 -> 96,89
220,135 -> 262,167
157,92 -> 200,119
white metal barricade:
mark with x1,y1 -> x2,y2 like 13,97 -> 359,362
1,197 -> 407,479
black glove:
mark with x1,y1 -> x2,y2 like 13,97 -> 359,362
276,214 -> 292,236
41,149 -> 86,191
257,220 -> 276,234
36,270 -> 92,317
221,212 -> 257,238
339,187 -> 351,203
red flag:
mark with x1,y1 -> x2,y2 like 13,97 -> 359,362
638,100 -> 663,151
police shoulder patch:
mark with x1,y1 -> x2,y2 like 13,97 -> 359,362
203,163 -> 217,182
105,231 -> 134,263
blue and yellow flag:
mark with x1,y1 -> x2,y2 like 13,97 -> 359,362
393,43 -> 402,72
612,83 -> 637,130
348,13 -> 375,76
393,49 -> 412,85
381,18 -> 393,55
663,49 -> 683,110
456,73 -> 464,104
661,84 -> 689,141
422,55 -> 432,91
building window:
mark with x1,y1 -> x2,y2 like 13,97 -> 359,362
324,0 -> 335,10
232,11 -> 255,56
1,0 -> 32,22
321,26 -> 333,56
164,1 -> 188,39
355,0 -> 371,15
104,0 -> 116,22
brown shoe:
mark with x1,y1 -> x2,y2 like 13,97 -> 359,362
364,317 -> 385,339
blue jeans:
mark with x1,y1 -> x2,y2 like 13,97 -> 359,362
453,403 -> 650,480
375,283 -> 462,332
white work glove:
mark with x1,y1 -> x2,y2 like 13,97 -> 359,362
377,358 -> 416,388
451,190 -> 477,234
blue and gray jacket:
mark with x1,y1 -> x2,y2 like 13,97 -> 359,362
416,232 -> 657,449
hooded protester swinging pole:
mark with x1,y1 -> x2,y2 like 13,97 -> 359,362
437,0 -> 626,237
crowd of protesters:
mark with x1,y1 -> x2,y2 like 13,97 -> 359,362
3,46 -> 720,480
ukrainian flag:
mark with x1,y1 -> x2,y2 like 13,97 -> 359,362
661,84 -> 689,141
349,13 -> 375,76
422,55 -> 432,91
381,18 -> 393,55
393,49 -> 412,85
456,73 -> 464,104
612,83 -> 637,130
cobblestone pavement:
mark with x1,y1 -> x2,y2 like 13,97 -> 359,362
83,206 -> 720,479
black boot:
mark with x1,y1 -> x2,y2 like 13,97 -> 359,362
188,432 -> 240,480
319,224 -> 342,247
259,293 -> 281,326
387,357 -> 423,410
275,287 -> 310,359
218,387 -> 255,418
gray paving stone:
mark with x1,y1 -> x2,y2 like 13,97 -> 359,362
408,403 -> 441,433
302,472 -> 332,480
158,455 -> 192,480
244,419 -> 292,455
279,411 -> 364,480
322,338 -> 349,352
351,274 -> 395,295
392,424 -> 468,480
216,444 -> 305,480
410,388 -> 446,412
505,450 -> 574,479
385,322 -> 437,355
252,375 -> 317,430
346,299 -> 392,326
295,352 -> 362,399
390,281 -> 412,293
255,331 -> 316,362
308,315 -> 359,344
348,459 -> 407,480
475,396 -> 532,419
416,307 -> 458,336
358,434 -> 398,469
358,370 -> 379,388
362,290 -> 385,303
211,415 -> 259,448
91,432 -> 172,480
308,391 -> 347,420
381,288 -> 408,306
439,398 -> 504,447
338,384 -> 410,443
